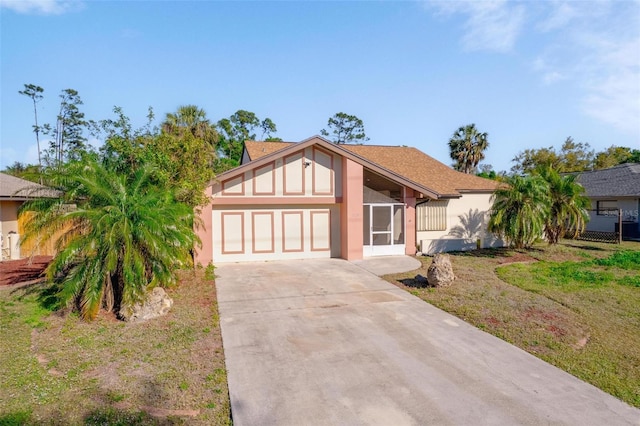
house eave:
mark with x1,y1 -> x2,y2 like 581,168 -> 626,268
211,136 -> 446,200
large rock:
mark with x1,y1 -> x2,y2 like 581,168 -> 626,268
120,287 -> 173,322
427,254 -> 455,287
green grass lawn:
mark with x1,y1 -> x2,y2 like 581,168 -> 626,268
0,270 -> 230,425
3,240 -> 638,424
384,240 -> 640,408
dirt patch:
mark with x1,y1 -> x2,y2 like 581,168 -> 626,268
0,256 -> 52,286
496,252 -> 537,265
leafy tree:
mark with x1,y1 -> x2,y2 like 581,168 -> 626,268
535,166 -> 590,244
147,131 -> 216,207
216,110 -> 279,171
477,169 -> 498,180
488,175 -> 549,249
476,164 -> 506,181
320,112 -> 369,145
18,84 -> 44,168
99,106 -> 216,208
448,124 -> 489,174
43,89 -> 90,166
561,137 -> 594,172
162,104 -> 218,147
510,146 -> 561,175
19,157 -> 197,320
593,145 -> 634,169
630,150 -> 640,163
1,161 -> 41,182
511,137 -> 594,175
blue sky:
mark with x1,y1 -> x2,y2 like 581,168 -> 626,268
1,0 -> 639,172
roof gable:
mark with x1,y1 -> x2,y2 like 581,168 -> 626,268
224,137 -> 442,198
577,163 -> 640,198
241,139 -> 499,197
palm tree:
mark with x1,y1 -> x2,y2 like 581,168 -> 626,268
448,124 -> 489,174
535,166 -> 590,244
488,175 -> 550,249
20,158 -> 197,320
162,105 -> 218,146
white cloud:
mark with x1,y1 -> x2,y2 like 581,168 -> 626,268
532,57 -> 567,85
532,2 -> 640,136
581,38 -> 640,136
428,0 -> 526,53
537,1 -> 579,32
427,0 -> 640,137
0,0 -> 83,15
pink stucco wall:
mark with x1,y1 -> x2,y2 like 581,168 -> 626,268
340,157 -> 364,260
404,188 -> 416,256
194,185 -> 214,266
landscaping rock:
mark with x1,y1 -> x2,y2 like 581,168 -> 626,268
120,287 -> 173,322
427,254 -> 455,287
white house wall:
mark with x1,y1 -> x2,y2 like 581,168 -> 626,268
417,193 -> 503,254
587,197 -> 639,232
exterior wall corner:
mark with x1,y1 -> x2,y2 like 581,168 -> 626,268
194,186 -> 214,266
340,157 -> 364,260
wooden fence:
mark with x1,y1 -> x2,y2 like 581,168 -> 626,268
17,211 -> 62,257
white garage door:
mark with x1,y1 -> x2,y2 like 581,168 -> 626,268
212,207 -> 337,262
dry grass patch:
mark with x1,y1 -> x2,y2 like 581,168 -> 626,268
0,270 -> 230,425
384,240 -> 640,408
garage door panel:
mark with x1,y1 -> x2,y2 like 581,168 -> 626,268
221,212 -> 245,254
310,210 -> 330,251
215,208 -> 336,262
282,211 -> 304,252
252,212 -> 274,253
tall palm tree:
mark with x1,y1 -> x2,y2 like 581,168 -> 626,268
488,175 -> 550,249
20,158 -> 198,320
162,105 -> 218,146
448,124 -> 489,174
535,166 -> 590,244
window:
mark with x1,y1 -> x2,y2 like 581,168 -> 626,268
597,200 -> 617,216
416,200 -> 448,231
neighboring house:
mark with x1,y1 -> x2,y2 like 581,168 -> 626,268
195,136 -> 502,264
0,172 -> 56,259
576,163 -> 640,240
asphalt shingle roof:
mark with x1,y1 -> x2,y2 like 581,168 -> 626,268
576,163 -> 640,198
244,141 -> 500,196
0,172 -> 55,199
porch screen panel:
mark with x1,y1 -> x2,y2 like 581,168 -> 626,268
363,205 -> 370,245
417,200 -> 448,231
394,205 -> 404,244
372,206 -> 391,246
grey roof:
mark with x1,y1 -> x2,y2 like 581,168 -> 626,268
576,163 -> 640,198
0,172 -> 58,199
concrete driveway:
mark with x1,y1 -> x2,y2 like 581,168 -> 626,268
215,258 -> 640,426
